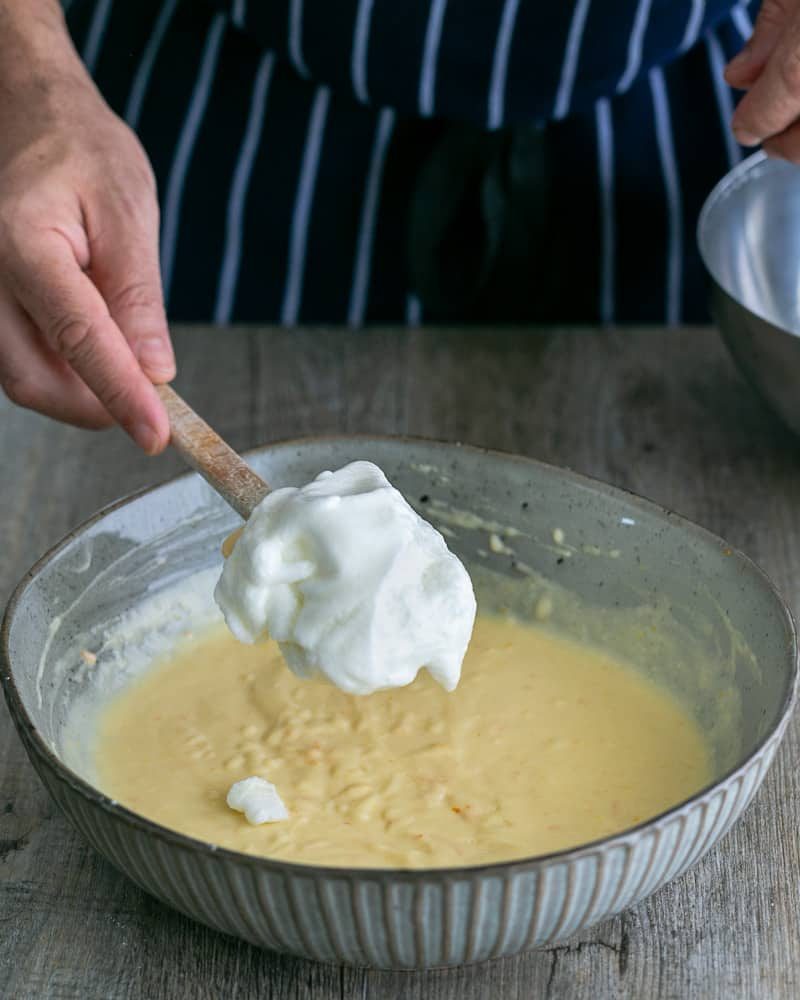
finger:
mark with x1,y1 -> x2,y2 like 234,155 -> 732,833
85,185 -> 176,382
763,119 -> 800,161
0,286 -> 113,428
5,228 -> 170,453
732,10 -> 800,145
725,0 -> 789,89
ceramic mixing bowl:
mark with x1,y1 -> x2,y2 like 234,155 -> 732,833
2,438 -> 797,968
699,151 -> 800,436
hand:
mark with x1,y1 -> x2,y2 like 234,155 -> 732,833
0,14 -> 173,453
726,0 -> 800,162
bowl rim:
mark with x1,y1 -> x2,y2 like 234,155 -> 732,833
2,433 -> 798,880
696,149 -> 800,336
697,149 -> 766,287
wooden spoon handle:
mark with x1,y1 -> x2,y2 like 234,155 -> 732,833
156,384 -> 270,519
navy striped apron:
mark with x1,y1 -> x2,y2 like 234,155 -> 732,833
64,0 -> 757,325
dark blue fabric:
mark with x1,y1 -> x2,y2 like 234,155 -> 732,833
200,0 -> 744,123
63,0 -> 758,324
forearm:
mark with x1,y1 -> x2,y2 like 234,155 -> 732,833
0,0 -> 86,89
0,0 -> 101,171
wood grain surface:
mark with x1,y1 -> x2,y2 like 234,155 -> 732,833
2,325 -> 799,1000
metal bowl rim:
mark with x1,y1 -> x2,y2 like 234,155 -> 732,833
2,433 -> 797,880
696,150 -> 800,337
697,149 -> 768,284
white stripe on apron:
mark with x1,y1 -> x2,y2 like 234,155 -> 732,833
595,98 -> 616,325
214,52 -> 275,324
731,4 -> 754,41
406,293 -> 423,327
679,0 -> 706,53
348,108 -> 396,326
125,0 -> 179,129
488,0 -> 522,129
82,0 -> 114,75
281,87 -> 331,325
352,0 -> 376,104
289,0 -> 311,78
231,0 -> 247,30
554,0 -> 593,120
706,30 -> 742,169
161,14 -> 227,304
618,0 -> 654,94
650,67 -> 683,326
419,0 -> 449,116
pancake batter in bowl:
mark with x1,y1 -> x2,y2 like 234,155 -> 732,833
94,614 -> 711,868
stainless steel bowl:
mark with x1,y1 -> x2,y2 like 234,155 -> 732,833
699,151 -> 800,435
2,437 -> 797,968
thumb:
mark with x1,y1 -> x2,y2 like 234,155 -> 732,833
88,190 -> 176,383
726,0 -> 790,89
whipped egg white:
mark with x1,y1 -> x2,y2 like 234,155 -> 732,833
226,776 -> 289,824
214,461 -> 476,695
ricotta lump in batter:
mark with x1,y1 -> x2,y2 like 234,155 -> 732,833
95,615 -> 712,868
214,462 -> 477,695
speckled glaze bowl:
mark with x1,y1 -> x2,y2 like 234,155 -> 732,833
2,438 -> 797,968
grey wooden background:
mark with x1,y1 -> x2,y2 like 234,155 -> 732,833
2,326 -> 799,999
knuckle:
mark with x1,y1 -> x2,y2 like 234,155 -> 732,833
88,190 -> 160,259
95,376 -> 137,416
108,279 -> 163,317
778,49 -> 800,99
123,135 -> 158,193
97,148 -> 158,212
760,1 -> 789,27
135,158 -> 158,197
109,183 -> 157,223
48,313 -> 96,360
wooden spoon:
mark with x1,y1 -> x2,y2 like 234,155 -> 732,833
156,384 -> 270,527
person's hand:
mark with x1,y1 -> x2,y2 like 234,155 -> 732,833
726,0 -> 800,162
0,7 -> 173,453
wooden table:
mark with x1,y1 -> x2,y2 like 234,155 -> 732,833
2,326 -> 799,999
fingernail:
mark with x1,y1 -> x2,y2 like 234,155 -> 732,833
733,125 -> 760,147
137,336 -> 176,379
132,421 -> 162,455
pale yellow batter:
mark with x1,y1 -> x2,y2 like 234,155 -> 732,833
95,616 -> 712,868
